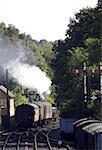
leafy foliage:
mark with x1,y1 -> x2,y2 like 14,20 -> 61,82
13,86 -> 29,107
52,3 -> 101,118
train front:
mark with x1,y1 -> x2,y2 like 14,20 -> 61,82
15,104 -> 34,129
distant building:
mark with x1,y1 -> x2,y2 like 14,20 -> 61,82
0,85 -> 15,127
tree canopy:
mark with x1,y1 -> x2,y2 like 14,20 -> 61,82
52,3 -> 101,118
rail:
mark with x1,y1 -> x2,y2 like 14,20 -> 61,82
0,122 -> 71,150
29,130 -> 38,150
2,131 -> 16,150
17,133 -> 23,150
47,128 -> 72,150
41,131 -> 52,150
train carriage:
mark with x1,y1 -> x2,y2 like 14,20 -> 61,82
73,118 -> 88,148
34,101 -> 52,125
43,102 -> 52,119
15,101 -> 53,129
34,101 -> 45,121
95,128 -> 102,149
82,123 -> 102,150
29,103 -> 39,127
15,103 -> 39,128
74,119 -> 100,149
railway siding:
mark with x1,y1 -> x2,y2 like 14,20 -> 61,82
0,125 -> 69,150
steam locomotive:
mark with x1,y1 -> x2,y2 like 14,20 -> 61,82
15,102 -> 53,129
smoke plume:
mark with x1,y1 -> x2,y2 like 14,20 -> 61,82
0,34 -> 51,99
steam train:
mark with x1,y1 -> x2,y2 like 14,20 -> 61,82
15,102 -> 54,129
0,84 -> 56,129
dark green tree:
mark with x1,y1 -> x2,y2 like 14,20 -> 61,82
53,3 -> 101,118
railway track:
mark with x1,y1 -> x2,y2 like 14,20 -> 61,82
0,130 -> 52,150
0,125 -> 71,150
35,129 -> 52,150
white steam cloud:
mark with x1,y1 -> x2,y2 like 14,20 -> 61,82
0,34 -> 52,99
6,59 -> 51,98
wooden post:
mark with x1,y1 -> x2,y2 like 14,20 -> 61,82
6,69 -> 10,127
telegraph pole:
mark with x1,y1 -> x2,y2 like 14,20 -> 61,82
83,62 -> 88,117
83,62 -> 87,103
100,62 -> 102,102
